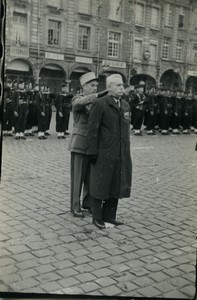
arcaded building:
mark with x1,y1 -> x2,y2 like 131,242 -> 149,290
4,0 -> 197,93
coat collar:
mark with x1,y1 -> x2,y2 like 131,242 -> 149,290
106,95 -> 121,111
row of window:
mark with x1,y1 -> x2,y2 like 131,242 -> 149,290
46,0 -> 187,30
11,11 -> 197,63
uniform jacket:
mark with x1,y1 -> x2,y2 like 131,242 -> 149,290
55,93 -> 72,112
68,93 -> 98,154
87,95 -> 132,200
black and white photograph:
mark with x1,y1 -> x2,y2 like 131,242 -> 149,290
0,0 -> 197,298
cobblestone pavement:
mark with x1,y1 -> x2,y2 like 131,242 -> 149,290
0,110 -> 197,298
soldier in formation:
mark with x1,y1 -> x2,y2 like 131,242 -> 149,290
13,79 -> 29,140
55,83 -> 72,139
126,84 -> 197,135
3,78 -> 14,136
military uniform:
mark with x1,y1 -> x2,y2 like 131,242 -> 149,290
181,92 -> 192,134
13,80 -> 28,140
191,93 -> 197,134
144,88 -> 159,135
25,83 -> 37,136
159,89 -> 172,135
171,91 -> 182,134
3,80 -> 14,136
44,89 -> 53,136
55,85 -> 72,139
132,84 -> 145,135
36,86 -> 48,139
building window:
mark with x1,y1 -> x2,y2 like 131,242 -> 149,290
108,31 -> 121,58
135,2 -> 145,26
108,0 -> 123,22
47,0 -> 61,7
193,43 -> 197,63
48,20 -> 61,46
78,0 -> 91,15
78,25 -> 91,50
162,37 -> 171,60
149,44 -> 157,62
134,40 -> 143,60
179,7 -> 185,29
165,3 -> 173,26
151,6 -> 160,29
176,40 -> 184,61
12,12 -> 28,46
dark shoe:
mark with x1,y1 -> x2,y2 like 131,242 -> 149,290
65,131 -> 70,135
92,218 -> 105,229
15,136 -> 20,140
61,135 -> 66,139
82,206 -> 92,214
72,211 -> 84,218
29,133 -> 34,136
45,132 -> 50,136
106,219 -> 124,226
20,136 -> 26,140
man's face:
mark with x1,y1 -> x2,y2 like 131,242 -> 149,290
137,86 -> 144,94
83,80 -> 98,95
108,78 -> 124,97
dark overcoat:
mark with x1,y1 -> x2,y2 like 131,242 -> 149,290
87,95 -> 132,200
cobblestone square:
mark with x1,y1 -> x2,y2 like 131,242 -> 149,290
0,112 -> 197,298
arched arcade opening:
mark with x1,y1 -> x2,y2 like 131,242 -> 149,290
185,76 -> 197,93
39,64 -> 66,94
160,69 -> 182,90
5,59 -> 33,84
129,74 -> 156,90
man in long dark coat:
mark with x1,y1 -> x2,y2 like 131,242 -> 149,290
87,74 -> 132,230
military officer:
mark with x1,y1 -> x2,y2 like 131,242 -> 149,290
69,72 -> 108,217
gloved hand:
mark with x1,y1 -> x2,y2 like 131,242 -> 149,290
97,90 -> 108,98
88,155 -> 97,165
59,112 -> 63,117
41,112 -> 45,117
14,111 -> 18,117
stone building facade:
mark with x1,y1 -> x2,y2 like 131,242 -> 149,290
4,0 -> 197,93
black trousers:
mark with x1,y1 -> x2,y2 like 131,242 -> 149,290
92,197 -> 118,222
146,112 -> 158,130
160,113 -> 170,130
56,108 -> 70,132
45,106 -> 52,131
133,109 -> 144,130
3,102 -> 14,131
182,113 -> 192,130
15,104 -> 28,133
26,104 -> 37,130
171,114 -> 181,129
37,111 -> 46,132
